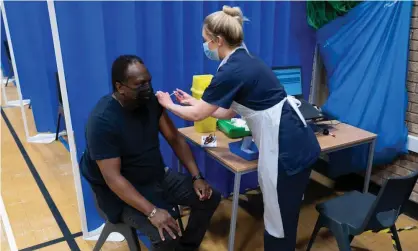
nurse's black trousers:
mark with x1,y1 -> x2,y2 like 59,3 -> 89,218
264,167 -> 312,251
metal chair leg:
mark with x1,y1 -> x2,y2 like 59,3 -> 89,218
55,113 -> 61,141
332,225 -> 352,251
5,59 -> 13,87
178,216 -> 185,234
5,75 -> 9,87
174,205 -> 185,234
349,235 -> 354,244
391,225 -> 403,251
306,217 -> 322,251
93,222 -> 112,251
93,222 -> 141,251
118,224 -> 141,251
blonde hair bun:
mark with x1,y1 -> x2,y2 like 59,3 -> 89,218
222,5 -> 244,24
203,5 -> 245,47
222,5 -> 243,17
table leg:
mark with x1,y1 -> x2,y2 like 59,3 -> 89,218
228,172 -> 242,251
363,139 -> 376,193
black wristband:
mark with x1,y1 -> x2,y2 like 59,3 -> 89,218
192,173 -> 204,183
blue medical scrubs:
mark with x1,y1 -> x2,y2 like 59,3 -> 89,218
202,48 -> 321,250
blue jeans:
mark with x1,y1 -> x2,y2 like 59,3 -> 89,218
264,167 -> 312,251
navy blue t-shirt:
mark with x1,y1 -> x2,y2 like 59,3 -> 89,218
202,48 -> 286,110
80,94 -> 166,222
203,49 -> 321,175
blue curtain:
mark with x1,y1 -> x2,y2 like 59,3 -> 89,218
1,12 -> 11,77
54,1 -> 316,234
318,1 -> 411,177
3,1 -> 59,132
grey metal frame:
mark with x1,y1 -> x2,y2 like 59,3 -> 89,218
178,135 -> 376,251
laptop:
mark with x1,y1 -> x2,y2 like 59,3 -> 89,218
272,66 -> 323,121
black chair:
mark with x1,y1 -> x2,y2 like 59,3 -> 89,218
55,72 -> 64,141
306,171 -> 418,251
92,195 -> 185,251
3,40 -> 14,87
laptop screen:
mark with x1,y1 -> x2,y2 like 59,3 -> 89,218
272,67 -> 302,96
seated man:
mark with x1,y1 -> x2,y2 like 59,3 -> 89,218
80,55 -> 221,251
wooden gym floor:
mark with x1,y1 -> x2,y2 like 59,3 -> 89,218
1,84 -> 418,251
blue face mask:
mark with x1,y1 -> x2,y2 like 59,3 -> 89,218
203,41 -> 220,61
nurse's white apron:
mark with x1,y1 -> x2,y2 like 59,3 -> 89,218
217,47 -> 307,238
230,98 -> 306,238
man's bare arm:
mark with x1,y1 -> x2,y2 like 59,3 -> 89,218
159,111 -> 199,176
97,158 -> 155,215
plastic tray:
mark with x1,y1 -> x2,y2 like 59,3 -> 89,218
228,140 -> 259,161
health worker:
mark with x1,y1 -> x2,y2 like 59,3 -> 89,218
156,5 -> 321,251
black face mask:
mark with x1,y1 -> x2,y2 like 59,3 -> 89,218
122,82 -> 154,106
135,82 -> 154,103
